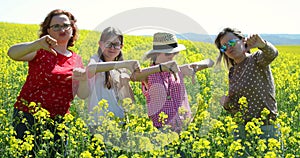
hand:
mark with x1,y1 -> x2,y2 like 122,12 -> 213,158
245,34 -> 266,51
190,59 -> 215,71
205,59 -> 215,68
160,61 -> 179,80
38,35 -> 57,56
73,67 -> 87,81
161,61 -> 179,73
180,64 -> 194,76
124,60 -> 140,73
220,95 -> 230,107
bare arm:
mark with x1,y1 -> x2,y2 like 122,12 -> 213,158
73,68 -> 89,99
132,60 -> 179,82
189,59 -> 214,72
7,35 -> 57,61
87,60 -> 140,77
180,59 -> 215,77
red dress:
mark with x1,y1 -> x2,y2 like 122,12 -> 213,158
14,49 -> 83,118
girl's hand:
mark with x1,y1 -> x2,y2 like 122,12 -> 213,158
73,67 -> 87,81
190,59 -> 215,71
124,60 -> 140,73
220,95 -> 230,107
180,64 -> 194,76
161,61 -> 179,80
161,61 -> 179,73
245,34 -> 267,51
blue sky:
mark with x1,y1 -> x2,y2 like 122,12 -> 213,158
0,0 -> 299,35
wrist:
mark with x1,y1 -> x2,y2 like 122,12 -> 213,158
159,64 -> 163,72
32,40 -> 42,51
258,40 -> 267,49
115,62 -> 124,69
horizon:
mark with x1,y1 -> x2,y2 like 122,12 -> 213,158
2,21 -> 300,36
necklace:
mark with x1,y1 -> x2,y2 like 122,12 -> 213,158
159,72 -> 172,100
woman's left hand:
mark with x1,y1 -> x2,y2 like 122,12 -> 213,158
72,67 -> 87,81
246,34 -> 267,51
180,64 -> 194,76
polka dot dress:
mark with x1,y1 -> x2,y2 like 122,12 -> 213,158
227,42 -> 278,122
14,49 -> 83,117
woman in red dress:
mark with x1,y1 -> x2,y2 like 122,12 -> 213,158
7,9 -> 87,156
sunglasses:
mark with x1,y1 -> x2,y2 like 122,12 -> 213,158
105,42 -> 122,49
164,52 -> 179,56
219,39 -> 239,53
49,23 -> 72,32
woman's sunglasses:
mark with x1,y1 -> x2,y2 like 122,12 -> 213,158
219,39 -> 239,53
49,23 -> 72,32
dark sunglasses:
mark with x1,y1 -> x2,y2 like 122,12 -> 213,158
164,52 -> 179,56
105,42 -> 122,49
219,39 -> 239,53
49,23 -> 72,32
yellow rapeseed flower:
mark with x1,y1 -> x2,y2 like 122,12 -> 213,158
42,129 -> 54,140
214,151 -> 224,158
268,138 -> 280,151
158,112 -> 168,125
245,121 -> 263,135
264,151 -> 277,158
256,139 -> 267,152
80,151 -> 92,158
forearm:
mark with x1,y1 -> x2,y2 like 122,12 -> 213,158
259,41 -> 279,59
132,65 -> 160,81
8,41 -> 39,60
88,61 -> 126,73
76,80 -> 89,99
189,59 -> 214,72
191,62 -> 209,71
256,41 -> 279,67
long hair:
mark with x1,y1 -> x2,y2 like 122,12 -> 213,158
39,9 -> 78,47
215,27 -> 246,69
98,27 -> 124,89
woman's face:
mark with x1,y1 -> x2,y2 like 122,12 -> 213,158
99,36 -> 122,61
220,32 -> 246,60
47,14 -> 73,45
155,52 -> 178,64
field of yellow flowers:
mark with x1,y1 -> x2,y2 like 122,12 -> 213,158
0,22 -> 299,157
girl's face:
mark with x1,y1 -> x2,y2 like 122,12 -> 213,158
220,32 -> 246,60
155,52 -> 178,64
47,14 -> 73,45
99,36 -> 123,61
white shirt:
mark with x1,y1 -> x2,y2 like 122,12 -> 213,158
88,55 -> 125,125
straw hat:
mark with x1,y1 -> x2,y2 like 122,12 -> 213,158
144,32 -> 186,59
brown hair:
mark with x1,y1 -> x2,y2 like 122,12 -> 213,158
39,9 -> 78,47
215,27 -> 246,69
98,27 -> 124,89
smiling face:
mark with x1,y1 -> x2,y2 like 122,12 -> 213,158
47,14 -> 73,45
220,32 -> 246,61
155,52 -> 178,64
99,36 -> 123,61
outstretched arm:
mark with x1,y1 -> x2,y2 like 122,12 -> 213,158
132,60 -> 179,82
180,59 -> 215,77
87,60 -> 140,77
8,35 -> 57,61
